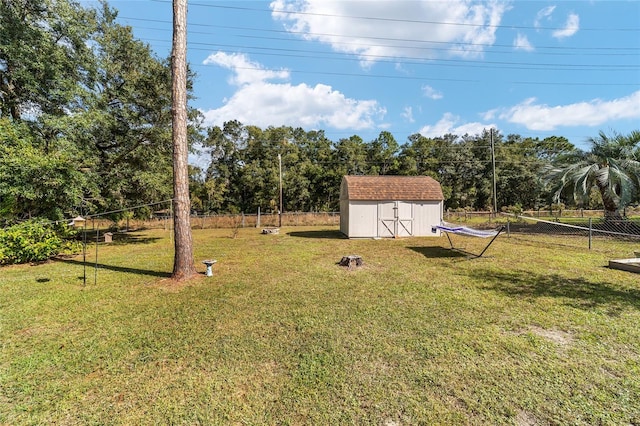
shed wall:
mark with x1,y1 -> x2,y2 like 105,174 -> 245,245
346,201 -> 378,238
342,200 -> 443,238
339,199 -> 349,235
412,201 -> 443,236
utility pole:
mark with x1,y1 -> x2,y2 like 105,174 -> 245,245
278,153 -> 283,228
490,128 -> 498,217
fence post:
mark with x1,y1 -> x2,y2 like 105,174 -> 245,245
257,207 -> 261,228
588,218 -> 592,250
506,219 -> 510,237
242,212 -> 245,228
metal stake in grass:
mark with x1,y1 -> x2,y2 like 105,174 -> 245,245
83,218 -> 87,286
71,215 -> 88,286
95,221 -> 99,286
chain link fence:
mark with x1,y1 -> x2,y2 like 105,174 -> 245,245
108,211 -> 341,231
97,208 -> 639,255
501,213 -> 640,253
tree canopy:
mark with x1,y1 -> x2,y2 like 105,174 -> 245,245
0,0 -> 199,223
547,130 -> 640,218
1,0 -> 638,224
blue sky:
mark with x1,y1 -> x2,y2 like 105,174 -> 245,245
100,0 -> 638,151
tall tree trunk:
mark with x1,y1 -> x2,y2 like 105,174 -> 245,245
171,0 -> 196,280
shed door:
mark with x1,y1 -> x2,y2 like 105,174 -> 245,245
397,201 -> 413,237
377,201 -> 414,238
377,202 -> 396,238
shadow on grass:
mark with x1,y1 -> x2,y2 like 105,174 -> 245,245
472,268 -> 640,312
288,230 -> 346,239
408,246 -> 469,258
76,231 -> 163,246
53,258 -> 171,279
105,233 -> 163,246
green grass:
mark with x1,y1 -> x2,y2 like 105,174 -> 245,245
1,226 -> 639,425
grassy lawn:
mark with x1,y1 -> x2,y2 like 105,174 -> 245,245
1,226 -> 639,425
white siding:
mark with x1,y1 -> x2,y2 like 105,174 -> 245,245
346,201 -> 378,238
339,199 -> 349,236
413,201 -> 443,236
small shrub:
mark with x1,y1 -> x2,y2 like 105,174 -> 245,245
502,204 -> 523,216
0,220 -> 70,265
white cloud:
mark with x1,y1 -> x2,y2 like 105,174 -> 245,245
552,13 -> 580,39
270,0 -> 510,63
201,52 -> 386,130
402,106 -> 415,123
482,108 -> 498,121
513,33 -> 534,52
203,52 -> 289,86
422,85 -> 443,100
534,6 -> 555,28
419,112 -> 492,137
496,91 -> 640,131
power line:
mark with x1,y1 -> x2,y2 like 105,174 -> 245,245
191,63 -> 639,87
119,16 -> 640,53
134,39 -> 638,85
142,39 -> 638,71
149,0 -> 640,33
125,23 -> 640,58
135,36 -> 640,75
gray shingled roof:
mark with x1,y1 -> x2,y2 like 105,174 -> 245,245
341,175 -> 444,201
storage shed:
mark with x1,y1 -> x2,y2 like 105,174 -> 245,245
340,175 -> 444,238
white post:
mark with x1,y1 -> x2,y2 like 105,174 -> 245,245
257,206 -> 261,228
278,153 -> 283,228
490,128 -> 497,218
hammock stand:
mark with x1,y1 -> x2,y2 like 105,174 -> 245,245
432,222 -> 505,258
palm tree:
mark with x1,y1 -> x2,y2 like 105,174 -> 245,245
548,130 -> 640,219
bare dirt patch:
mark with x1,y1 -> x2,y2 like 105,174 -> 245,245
516,410 -> 540,426
527,325 -> 574,346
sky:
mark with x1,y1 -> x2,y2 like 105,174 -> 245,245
99,0 -> 639,151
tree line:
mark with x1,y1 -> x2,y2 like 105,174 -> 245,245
1,0 -> 638,226
195,123 -> 640,217
193,121 -> 586,215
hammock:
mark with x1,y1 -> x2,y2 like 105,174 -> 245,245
432,222 -> 505,257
